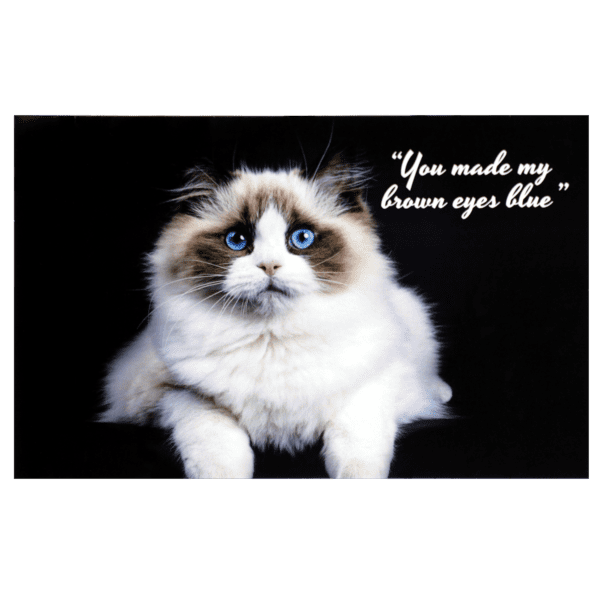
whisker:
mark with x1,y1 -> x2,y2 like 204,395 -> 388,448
149,274 -> 225,297
209,291 -> 238,336
311,121 -> 335,184
311,249 -> 344,268
189,259 -> 230,271
163,289 -> 226,347
164,263 -> 229,275
141,280 -> 225,328
242,296 -> 250,315
315,277 -> 348,287
296,133 -> 309,175
172,257 -> 231,272
228,294 -> 243,319
150,277 -> 216,301
314,271 -> 349,275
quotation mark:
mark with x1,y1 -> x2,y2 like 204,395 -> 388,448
558,183 -> 570,191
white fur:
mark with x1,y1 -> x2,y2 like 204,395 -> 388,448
102,169 -> 452,478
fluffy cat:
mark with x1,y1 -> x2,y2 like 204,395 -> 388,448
100,157 -> 452,478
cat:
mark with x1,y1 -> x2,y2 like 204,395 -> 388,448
99,156 -> 452,478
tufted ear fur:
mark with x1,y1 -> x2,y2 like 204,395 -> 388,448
170,165 -> 222,216
314,153 -> 373,216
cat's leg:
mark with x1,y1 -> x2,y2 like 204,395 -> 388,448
322,374 -> 401,479
158,388 -> 254,479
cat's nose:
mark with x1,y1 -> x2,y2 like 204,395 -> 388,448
258,262 -> 281,277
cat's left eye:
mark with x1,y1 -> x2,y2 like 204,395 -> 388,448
290,228 -> 315,250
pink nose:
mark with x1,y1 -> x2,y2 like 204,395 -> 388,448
258,262 -> 281,277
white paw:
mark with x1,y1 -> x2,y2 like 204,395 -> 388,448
436,379 -> 452,403
181,441 -> 254,478
335,460 -> 390,479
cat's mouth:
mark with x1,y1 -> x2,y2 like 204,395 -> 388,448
249,280 -> 296,316
264,282 -> 289,296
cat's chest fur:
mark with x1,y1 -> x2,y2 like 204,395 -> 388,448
152,289 -> 401,448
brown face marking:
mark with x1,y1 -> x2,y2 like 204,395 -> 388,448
281,206 -> 351,291
297,225 -> 350,291
172,223 -> 252,293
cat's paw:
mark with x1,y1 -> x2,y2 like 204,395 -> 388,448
335,460 -> 390,479
436,379 -> 452,403
182,456 -> 253,479
323,452 -> 392,479
184,460 -> 252,479
181,441 -> 254,478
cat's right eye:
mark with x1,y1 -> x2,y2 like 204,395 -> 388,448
225,230 -> 248,251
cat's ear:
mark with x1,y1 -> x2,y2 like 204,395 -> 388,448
170,165 -> 220,216
314,153 -> 372,216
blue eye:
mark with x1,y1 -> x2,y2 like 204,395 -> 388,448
290,228 -> 315,250
225,230 -> 248,251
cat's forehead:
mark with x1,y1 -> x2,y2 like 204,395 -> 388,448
211,169 -> 330,224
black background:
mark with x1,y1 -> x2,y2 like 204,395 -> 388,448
14,116 -> 588,478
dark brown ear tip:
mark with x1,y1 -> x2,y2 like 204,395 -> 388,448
339,190 -> 366,211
